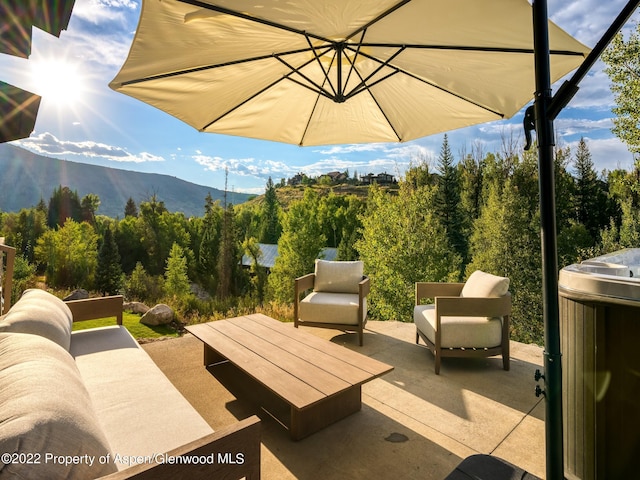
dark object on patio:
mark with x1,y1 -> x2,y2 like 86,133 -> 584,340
0,82 -> 41,143
414,271 -> 511,375
294,260 -> 369,346
444,454 -> 540,480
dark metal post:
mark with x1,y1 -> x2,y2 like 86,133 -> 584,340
532,1 -> 564,479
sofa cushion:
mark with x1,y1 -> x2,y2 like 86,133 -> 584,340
414,305 -> 503,348
461,270 -> 510,298
70,325 -> 214,471
0,289 -> 73,350
0,332 -> 117,479
314,260 -> 364,294
299,292 -> 366,325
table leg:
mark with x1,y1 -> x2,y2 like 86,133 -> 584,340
290,386 -> 362,440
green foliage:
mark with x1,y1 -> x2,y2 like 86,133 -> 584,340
435,134 -> 467,263
34,219 -> 98,288
259,177 -> 281,243
165,243 -> 191,298
242,237 -> 267,303
357,184 -> 461,321
268,189 -> 326,303
216,204 -> 239,299
9,256 -> 37,306
47,185 -> 83,228
467,181 -> 543,344
125,262 -> 164,303
602,24 -> 640,156
95,226 -> 123,296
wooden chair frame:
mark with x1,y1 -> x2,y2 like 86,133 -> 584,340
415,282 -> 511,375
0,243 -> 16,315
294,273 -> 370,346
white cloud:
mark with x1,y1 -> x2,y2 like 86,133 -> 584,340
16,132 -> 164,163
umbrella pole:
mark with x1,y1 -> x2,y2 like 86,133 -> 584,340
532,1 -> 564,479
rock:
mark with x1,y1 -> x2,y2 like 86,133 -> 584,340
140,304 -> 174,326
124,301 -> 150,314
63,289 -> 89,301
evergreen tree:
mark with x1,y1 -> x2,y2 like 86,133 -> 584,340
574,138 -> 604,241
259,177 -> 281,243
165,243 -> 191,298
81,193 -> 100,225
198,194 -> 221,292
47,185 -> 83,228
434,134 -> 467,264
95,227 -> 123,296
216,203 -> 238,299
124,197 -> 138,217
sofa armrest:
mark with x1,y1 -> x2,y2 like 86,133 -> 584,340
65,295 -> 124,325
99,415 -> 261,480
415,282 -> 464,304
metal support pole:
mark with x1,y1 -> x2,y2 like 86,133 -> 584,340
532,1 -> 564,479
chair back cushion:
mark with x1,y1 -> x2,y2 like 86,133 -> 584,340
461,270 -> 509,298
314,260 -> 363,294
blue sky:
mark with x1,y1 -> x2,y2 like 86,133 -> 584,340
1,0 -> 639,195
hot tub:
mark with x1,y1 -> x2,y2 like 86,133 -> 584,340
558,249 -> 640,479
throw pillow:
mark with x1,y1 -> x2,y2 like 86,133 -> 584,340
314,260 -> 364,294
461,270 -> 510,298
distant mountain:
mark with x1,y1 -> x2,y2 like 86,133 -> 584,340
0,144 -> 250,218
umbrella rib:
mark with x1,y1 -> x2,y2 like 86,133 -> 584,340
360,42 -> 585,57
345,0 -> 413,42
200,75 -> 291,131
119,47 -> 317,86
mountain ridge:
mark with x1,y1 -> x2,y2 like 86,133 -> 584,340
0,144 -> 250,218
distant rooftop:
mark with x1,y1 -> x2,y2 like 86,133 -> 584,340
241,243 -> 338,269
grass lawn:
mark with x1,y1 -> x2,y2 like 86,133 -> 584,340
72,311 -> 180,340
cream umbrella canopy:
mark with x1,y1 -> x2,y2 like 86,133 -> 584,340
109,0 -> 589,146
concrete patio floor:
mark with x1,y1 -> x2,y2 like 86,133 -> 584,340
142,320 -> 546,479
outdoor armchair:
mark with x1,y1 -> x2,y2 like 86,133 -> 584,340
0,243 -> 16,315
414,270 -> 511,375
294,260 -> 369,346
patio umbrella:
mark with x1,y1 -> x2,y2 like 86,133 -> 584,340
109,0 -> 589,146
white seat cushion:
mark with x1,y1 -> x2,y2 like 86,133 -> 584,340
299,292 -> 365,325
414,305 -> 503,348
70,326 -> 214,470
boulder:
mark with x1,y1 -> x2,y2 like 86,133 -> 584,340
123,301 -> 150,315
63,289 -> 89,301
140,304 -> 174,326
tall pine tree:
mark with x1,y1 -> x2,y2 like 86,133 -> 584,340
434,134 -> 467,264
95,227 -> 122,296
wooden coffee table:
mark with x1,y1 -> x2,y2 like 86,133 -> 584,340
186,314 -> 393,440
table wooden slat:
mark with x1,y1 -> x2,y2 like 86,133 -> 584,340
207,320 -> 351,396
246,314 -> 393,378
187,322 -> 324,409
225,316 -> 373,386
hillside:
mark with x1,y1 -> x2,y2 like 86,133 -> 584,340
0,144 -> 250,218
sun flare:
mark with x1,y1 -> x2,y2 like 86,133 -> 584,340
30,57 -> 86,106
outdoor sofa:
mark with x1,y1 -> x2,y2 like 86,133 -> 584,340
0,289 -> 260,479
